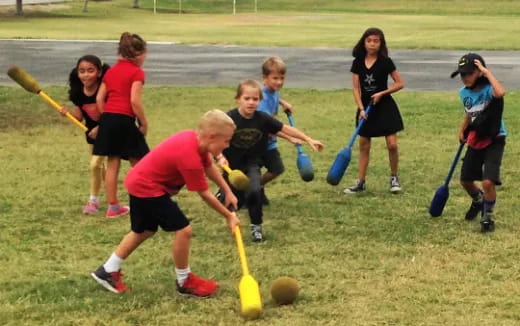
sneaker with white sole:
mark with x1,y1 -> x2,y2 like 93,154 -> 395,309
176,272 -> 218,297
105,205 -> 130,219
91,265 -> 129,293
343,180 -> 366,194
480,211 -> 495,233
251,224 -> 264,242
82,201 -> 99,215
389,176 -> 402,193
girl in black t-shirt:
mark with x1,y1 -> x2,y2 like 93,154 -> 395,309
344,27 -> 405,195
60,55 -> 110,215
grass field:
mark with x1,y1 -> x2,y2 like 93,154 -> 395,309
1,0 -> 520,49
1,0 -> 520,324
1,86 -> 520,325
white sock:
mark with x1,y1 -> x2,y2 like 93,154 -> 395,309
89,195 -> 99,203
103,253 -> 124,273
175,267 -> 191,286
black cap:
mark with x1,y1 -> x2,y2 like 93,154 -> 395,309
450,53 -> 486,78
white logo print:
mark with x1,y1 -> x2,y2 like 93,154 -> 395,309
364,74 -> 375,85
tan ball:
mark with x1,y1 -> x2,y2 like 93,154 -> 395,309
270,276 -> 299,305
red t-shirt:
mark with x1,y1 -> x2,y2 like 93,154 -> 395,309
125,130 -> 212,198
102,59 -> 145,118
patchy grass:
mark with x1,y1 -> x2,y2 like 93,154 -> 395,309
1,86 -> 520,325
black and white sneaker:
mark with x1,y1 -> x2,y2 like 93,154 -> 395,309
91,265 -> 129,293
215,189 -> 225,203
343,180 -> 366,194
251,224 -> 264,242
465,201 -> 483,221
480,212 -> 495,233
389,176 -> 402,194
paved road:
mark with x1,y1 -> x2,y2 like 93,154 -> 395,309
1,39 -> 519,91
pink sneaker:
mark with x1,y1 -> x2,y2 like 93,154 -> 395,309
82,201 -> 99,215
105,205 -> 130,219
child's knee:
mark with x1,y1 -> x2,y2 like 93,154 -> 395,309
90,156 -> 105,171
387,142 -> 398,152
359,141 -> 371,152
176,225 -> 193,239
482,179 -> 495,191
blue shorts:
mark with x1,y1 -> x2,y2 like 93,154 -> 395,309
129,194 -> 189,233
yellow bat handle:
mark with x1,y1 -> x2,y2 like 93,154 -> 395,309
221,164 -> 233,174
234,226 -> 250,276
39,91 -> 88,132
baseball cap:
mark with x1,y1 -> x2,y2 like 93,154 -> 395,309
450,53 -> 486,78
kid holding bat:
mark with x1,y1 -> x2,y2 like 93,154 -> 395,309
216,80 -> 324,242
92,110 -> 240,296
343,27 -> 404,195
451,53 -> 506,232
257,56 -> 301,205
59,55 -> 110,215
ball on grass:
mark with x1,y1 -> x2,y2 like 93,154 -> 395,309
270,276 -> 299,305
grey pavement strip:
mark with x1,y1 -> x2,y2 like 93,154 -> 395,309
0,39 -> 518,91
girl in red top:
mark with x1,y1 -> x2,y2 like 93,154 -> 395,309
94,32 -> 150,218
60,55 -> 110,215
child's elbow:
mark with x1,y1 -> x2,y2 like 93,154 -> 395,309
495,89 -> 506,98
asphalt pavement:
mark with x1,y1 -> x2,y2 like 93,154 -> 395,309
0,39 -> 519,91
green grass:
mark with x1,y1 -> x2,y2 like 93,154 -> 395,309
2,0 -> 520,49
1,86 -> 520,325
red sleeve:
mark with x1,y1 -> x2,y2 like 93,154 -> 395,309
202,152 -> 212,168
180,168 -> 209,192
133,68 -> 145,83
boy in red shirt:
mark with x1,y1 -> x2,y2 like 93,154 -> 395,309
92,110 -> 240,297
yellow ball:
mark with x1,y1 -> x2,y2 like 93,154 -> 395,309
270,276 -> 299,305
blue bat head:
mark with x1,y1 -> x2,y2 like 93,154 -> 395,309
297,153 -> 314,182
326,148 -> 351,185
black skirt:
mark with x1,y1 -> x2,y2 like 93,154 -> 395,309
93,112 -> 149,160
355,95 -> 404,138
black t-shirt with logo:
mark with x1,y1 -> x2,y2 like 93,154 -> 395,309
351,56 -> 396,103
349,56 -> 403,137
224,108 -> 283,168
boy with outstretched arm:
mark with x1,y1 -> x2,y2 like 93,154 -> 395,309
257,56 -> 302,205
217,80 -> 324,242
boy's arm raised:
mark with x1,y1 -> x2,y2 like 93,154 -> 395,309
475,60 -> 505,98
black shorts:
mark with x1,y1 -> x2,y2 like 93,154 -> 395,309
261,148 -> 285,175
460,137 -> 505,185
129,194 -> 190,233
93,113 -> 149,160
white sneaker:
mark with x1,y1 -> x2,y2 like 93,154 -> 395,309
343,180 -> 366,194
390,176 -> 402,193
